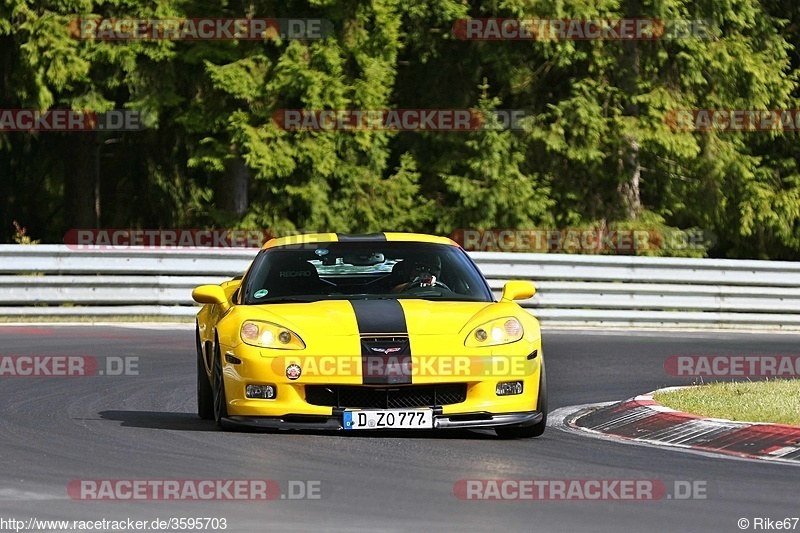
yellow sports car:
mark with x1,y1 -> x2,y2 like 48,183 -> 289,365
192,232 -> 546,438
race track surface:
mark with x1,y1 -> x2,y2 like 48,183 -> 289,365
0,326 -> 798,532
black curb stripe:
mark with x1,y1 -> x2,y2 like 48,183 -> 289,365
350,299 -> 411,385
335,233 -> 387,242
572,398 -> 800,464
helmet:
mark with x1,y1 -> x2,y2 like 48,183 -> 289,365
409,253 -> 441,280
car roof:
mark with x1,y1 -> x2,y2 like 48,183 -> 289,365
262,232 -> 459,250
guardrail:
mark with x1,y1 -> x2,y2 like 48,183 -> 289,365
2,245 -> 799,329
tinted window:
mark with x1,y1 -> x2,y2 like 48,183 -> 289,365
241,242 -> 492,304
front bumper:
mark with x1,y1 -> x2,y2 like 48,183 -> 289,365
223,409 -> 543,431
219,335 -> 545,421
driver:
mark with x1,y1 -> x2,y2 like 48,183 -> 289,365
392,253 -> 443,292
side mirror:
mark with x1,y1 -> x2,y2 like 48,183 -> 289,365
192,285 -> 229,307
500,281 -> 536,302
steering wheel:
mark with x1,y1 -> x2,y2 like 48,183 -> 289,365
400,278 -> 452,292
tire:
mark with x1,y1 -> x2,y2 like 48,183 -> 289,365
196,326 -> 214,420
212,337 -> 230,430
495,360 -> 547,439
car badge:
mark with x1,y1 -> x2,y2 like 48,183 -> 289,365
370,347 -> 402,354
286,364 -> 302,380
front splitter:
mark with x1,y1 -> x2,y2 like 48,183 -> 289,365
223,410 -> 542,431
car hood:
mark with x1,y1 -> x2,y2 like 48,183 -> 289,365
237,299 -> 499,337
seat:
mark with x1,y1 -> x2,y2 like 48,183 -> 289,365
261,257 -> 324,298
389,260 -> 414,289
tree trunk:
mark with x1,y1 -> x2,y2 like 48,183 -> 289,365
618,138 -> 642,219
218,149 -> 249,216
618,0 -> 642,221
62,133 -> 97,230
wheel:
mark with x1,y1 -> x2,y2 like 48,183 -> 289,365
495,360 -> 547,439
196,326 -> 214,420
212,337 -> 230,430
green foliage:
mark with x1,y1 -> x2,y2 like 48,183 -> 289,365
11,221 -> 39,244
437,84 -> 553,232
1,0 -> 799,259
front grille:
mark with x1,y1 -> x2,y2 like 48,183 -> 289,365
360,335 -> 412,385
305,384 -> 467,409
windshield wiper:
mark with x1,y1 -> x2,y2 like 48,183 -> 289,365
400,294 -> 485,302
252,297 -> 318,304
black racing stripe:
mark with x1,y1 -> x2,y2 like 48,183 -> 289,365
350,299 -> 407,334
335,233 -> 387,242
350,299 -> 411,385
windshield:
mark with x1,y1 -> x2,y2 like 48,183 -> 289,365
240,242 -> 492,304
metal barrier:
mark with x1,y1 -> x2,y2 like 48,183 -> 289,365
2,245 -> 799,328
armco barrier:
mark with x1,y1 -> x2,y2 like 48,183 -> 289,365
1,245 -> 799,328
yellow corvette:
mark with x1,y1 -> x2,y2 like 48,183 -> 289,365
192,233 -> 546,438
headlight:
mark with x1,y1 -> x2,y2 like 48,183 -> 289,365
240,321 -> 305,349
465,317 -> 523,347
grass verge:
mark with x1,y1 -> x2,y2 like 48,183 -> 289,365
654,379 -> 800,426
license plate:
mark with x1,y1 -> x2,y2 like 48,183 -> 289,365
343,409 -> 433,430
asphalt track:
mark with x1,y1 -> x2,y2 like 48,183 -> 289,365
0,325 -> 798,532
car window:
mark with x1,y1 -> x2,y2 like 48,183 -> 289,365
241,242 -> 492,304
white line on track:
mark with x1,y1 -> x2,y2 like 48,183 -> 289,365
0,488 -> 68,500
0,322 -> 195,330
